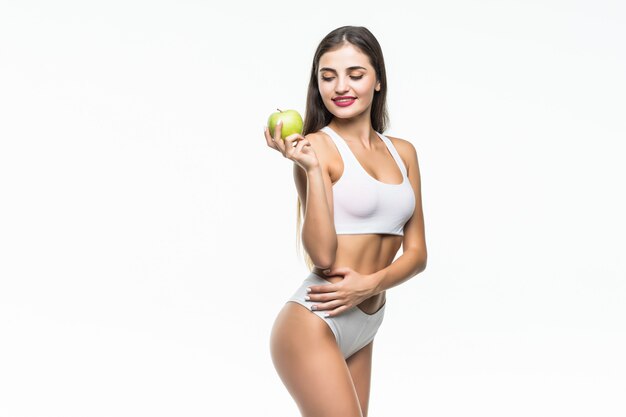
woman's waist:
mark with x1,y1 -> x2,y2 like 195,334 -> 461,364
311,260 -> 390,279
309,266 -> 386,311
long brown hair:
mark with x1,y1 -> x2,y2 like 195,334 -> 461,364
296,26 -> 390,271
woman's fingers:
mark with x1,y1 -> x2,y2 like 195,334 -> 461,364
273,120 -> 283,144
263,126 -> 277,148
310,300 -> 348,317
307,288 -> 342,303
264,126 -> 310,163
284,134 -> 305,155
274,124 -> 289,154
293,138 -> 309,155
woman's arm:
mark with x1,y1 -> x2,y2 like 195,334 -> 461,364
370,139 -> 427,293
294,140 -> 338,269
264,124 -> 336,267
370,249 -> 426,294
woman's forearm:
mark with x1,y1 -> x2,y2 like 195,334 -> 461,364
370,248 -> 427,294
301,166 -> 337,269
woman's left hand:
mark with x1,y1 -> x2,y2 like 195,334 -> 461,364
306,267 -> 379,317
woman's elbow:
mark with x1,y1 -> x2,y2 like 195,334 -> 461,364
312,256 -> 335,270
309,248 -> 337,270
417,251 -> 427,273
303,237 -> 337,269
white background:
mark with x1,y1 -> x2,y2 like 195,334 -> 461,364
1,1 -> 625,416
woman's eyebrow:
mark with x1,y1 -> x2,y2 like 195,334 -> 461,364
319,66 -> 367,73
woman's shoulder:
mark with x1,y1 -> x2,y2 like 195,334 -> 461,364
304,129 -> 341,174
305,128 -> 332,142
384,134 -> 418,166
304,129 -> 336,154
384,134 -> 417,154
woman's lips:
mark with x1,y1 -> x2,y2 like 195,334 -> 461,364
333,97 -> 356,107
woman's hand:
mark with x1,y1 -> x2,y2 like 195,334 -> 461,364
264,121 -> 320,172
305,267 -> 378,317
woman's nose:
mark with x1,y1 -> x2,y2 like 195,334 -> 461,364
335,76 -> 349,94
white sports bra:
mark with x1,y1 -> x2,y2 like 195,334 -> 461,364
321,125 -> 416,236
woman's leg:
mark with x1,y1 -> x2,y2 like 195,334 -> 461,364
346,340 -> 374,417
270,302 -> 363,417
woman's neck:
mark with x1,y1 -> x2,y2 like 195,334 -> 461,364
329,117 -> 376,149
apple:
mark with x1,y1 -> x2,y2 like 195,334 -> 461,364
267,108 -> 303,140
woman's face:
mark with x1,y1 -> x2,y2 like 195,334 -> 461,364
317,43 -> 381,120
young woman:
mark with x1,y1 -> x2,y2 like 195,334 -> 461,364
264,26 -> 427,417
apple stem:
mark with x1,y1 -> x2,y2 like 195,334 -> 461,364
277,108 -> 282,112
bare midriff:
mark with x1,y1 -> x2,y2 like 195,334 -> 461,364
311,233 -> 402,315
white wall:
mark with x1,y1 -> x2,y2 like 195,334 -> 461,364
1,1 -> 624,416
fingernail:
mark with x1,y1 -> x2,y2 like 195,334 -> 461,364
323,313 -> 330,317
311,305 -> 317,310
323,270 -> 330,274
305,296 -> 310,301
306,287 -> 311,293
277,120 -> 282,125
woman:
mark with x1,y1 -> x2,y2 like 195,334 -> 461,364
264,26 -> 427,417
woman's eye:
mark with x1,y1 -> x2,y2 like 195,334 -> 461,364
321,75 -> 363,82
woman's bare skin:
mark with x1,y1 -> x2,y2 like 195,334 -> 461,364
307,121 -> 418,315
269,121 -> 423,416
268,37 -> 426,417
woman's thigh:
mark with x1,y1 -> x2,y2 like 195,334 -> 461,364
346,340 -> 374,417
270,302 -> 363,417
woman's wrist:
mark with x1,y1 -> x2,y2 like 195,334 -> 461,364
366,271 -> 384,296
305,163 -> 321,174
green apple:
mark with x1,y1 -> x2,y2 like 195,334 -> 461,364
267,108 -> 303,140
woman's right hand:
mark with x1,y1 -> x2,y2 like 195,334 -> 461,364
264,121 -> 320,172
